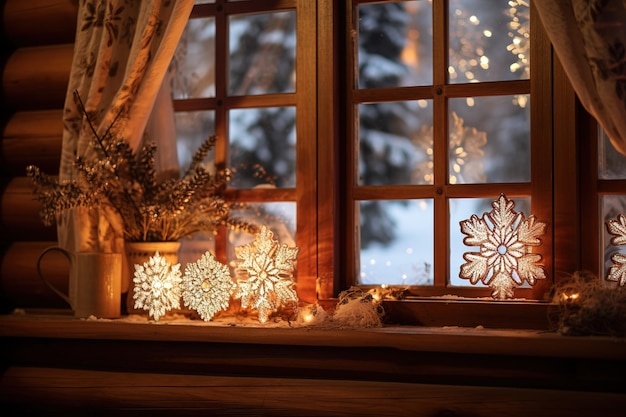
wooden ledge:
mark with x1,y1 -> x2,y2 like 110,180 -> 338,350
1,313 -> 624,360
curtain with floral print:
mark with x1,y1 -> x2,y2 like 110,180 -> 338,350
535,0 -> 626,156
59,0 -> 193,288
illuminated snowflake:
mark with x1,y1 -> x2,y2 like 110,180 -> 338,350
233,225 -> 300,323
459,194 -> 547,299
181,251 -> 235,321
133,251 -> 182,321
606,214 -> 626,286
412,112 -> 486,185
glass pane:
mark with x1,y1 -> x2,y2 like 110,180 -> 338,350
229,107 -> 296,188
179,235 -> 215,270
227,202 -> 297,268
229,11 -> 296,96
358,1 -> 433,88
599,126 -> 626,179
449,95 -> 530,183
448,0 -> 530,83
602,195 -> 626,281
357,199 -> 434,286
358,100 -> 433,186
172,17 -> 216,99
174,110 -> 216,170
449,197 -> 530,287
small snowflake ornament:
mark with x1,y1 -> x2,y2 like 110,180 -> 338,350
606,213 -> 626,286
181,251 -> 235,321
233,225 -> 300,323
133,251 -> 182,321
459,194 -> 547,299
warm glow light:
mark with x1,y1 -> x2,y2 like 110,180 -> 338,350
561,292 -> 580,302
133,251 -> 182,321
459,194 -> 547,299
181,251 -> 234,321
606,213 -> 626,286
233,225 -> 300,323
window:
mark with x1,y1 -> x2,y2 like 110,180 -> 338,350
173,0 -> 580,309
599,128 -> 626,281
580,123 -> 626,282
172,0 -> 319,302
341,0 -> 552,299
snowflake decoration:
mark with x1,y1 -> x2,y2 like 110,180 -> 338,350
412,112 -> 486,185
233,225 -> 300,323
181,251 -> 235,321
606,214 -> 626,286
459,194 -> 547,299
133,251 -> 182,321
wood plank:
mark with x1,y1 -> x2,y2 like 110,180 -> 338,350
2,0 -> 78,47
0,176 -> 57,241
0,242 -> 69,311
2,44 -> 73,111
1,109 -> 64,175
1,367 -> 624,416
1,315 -> 625,361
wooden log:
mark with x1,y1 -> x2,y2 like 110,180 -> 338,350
1,110 -> 63,175
2,0 -> 78,48
0,241 -> 69,310
1,366 -> 625,417
0,176 -> 56,241
2,44 -> 73,111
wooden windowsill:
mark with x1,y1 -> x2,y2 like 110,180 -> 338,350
2,311 -> 626,409
1,312 -> 624,361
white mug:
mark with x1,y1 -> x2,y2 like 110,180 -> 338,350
37,247 -> 122,318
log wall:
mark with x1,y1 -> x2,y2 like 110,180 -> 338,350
0,0 -> 77,311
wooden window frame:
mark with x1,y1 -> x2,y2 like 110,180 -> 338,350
175,0 -> 319,303
316,1 -> 583,328
176,0 -> 586,329
329,1 -> 555,299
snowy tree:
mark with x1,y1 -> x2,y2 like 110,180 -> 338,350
228,11 -> 297,189
358,2 -> 414,248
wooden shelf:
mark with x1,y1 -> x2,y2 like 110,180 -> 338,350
1,313 -> 624,360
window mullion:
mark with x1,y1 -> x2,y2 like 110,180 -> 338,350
529,2 -> 555,298
341,0 -> 359,295
316,0 -> 340,299
432,0 -> 449,288
294,0 -> 318,303
214,0 -> 229,261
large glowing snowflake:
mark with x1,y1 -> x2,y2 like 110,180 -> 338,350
459,194 -> 547,299
606,214 -> 626,286
133,251 -> 182,321
233,225 -> 300,323
181,251 -> 235,321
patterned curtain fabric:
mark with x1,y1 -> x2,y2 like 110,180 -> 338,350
59,0 -> 193,287
535,0 -> 626,156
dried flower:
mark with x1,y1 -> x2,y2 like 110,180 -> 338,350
27,92 -> 257,242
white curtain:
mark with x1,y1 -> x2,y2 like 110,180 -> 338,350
59,0 -> 194,289
535,0 -> 626,156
